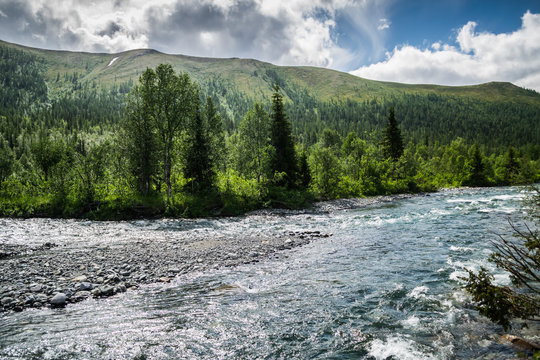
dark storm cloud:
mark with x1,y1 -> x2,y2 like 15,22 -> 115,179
146,1 -> 292,59
0,0 -> 84,49
0,0 -> 347,66
98,21 -> 122,37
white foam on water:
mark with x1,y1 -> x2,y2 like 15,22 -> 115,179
407,286 -> 429,299
401,315 -> 421,328
449,246 -> 475,252
368,335 -> 436,360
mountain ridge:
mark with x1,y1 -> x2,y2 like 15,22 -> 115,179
1,39 -> 538,105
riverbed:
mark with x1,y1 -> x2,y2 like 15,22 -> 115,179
0,187 -> 536,359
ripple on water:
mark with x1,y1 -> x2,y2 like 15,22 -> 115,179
0,186 -> 531,359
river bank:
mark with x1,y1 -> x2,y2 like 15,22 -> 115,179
1,187 -> 538,359
0,193 -> 420,312
0,226 -> 331,312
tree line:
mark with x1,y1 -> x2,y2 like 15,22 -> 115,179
0,63 -> 539,218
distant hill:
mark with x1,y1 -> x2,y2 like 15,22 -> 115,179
1,39 -> 539,149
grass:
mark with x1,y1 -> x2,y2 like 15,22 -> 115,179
2,39 -> 539,105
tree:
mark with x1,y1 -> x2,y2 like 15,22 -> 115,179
184,111 -> 214,192
464,143 -> 488,187
72,139 -> 109,205
31,134 -> 64,182
269,84 -> 297,187
122,84 -> 159,196
464,187 -> 540,330
236,103 -> 271,183
382,107 -> 404,161
503,146 -> 520,184
309,145 -> 341,198
202,96 -> 226,172
341,132 -> 366,181
298,148 -> 311,188
320,128 -> 341,150
0,138 -> 14,189
138,64 -> 200,201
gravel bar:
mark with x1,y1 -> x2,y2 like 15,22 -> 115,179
0,230 -> 331,312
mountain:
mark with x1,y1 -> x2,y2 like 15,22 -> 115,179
1,39 -> 539,149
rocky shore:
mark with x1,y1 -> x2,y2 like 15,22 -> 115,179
0,230 -> 331,312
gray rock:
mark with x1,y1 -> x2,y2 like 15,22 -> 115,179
1,297 -> 14,306
72,291 -> 91,301
99,285 -> 115,297
29,283 -> 43,292
35,293 -> 48,303
76,282 -> 93,291
50,293 -> 67,306
24,295 -> 35,305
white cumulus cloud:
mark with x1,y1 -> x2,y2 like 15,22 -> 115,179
351,11 -> 540,91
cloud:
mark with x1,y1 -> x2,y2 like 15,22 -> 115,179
0,0 -> 387,69
377,18 -> 390,31
0,0 -> 153,52
351,11 -> 540,91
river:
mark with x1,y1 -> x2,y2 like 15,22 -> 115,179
0,187 -> 534,359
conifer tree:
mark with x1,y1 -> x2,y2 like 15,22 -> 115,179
298,149 -> 311,188
269,83 -> 297,187
184,112 -> 214,192
465,143 -> 488,186
0,138 -> 14,189
202,96 -> 226,172
503,146 -> 520,184
382,107 -> 404,161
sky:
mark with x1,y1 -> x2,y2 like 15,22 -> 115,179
1,0 -> 539,90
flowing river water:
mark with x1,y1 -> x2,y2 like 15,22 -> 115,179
0,187 -> 536,359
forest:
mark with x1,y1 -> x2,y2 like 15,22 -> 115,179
0,46 -> 539,219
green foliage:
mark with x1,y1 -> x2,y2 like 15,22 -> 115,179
183,112 -> 215,192
0,51 -> 539,219
269,84 -> 298,187
234,103 -> 271,183
138,64 -> 200,200
382,107 -> 404,161
0,138 -> 14,188
464,188 -> 540,330
297,149 -> 311,188
121,83 -> 160,195
309,145 -> 342,199
203,96 -> 227,172
464,143 -> 489,187
503,146 -> 521,184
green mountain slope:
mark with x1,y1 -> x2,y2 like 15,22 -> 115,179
1,39 -> 539,149
2,39 -> 538,104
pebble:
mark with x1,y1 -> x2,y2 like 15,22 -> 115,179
50,293 -> 67,307
0,230 -> 330,312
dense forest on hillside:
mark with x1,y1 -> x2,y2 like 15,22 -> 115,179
0,45 -> 539,218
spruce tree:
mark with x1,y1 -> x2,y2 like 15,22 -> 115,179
503,146 -> 520,184
0,138 -> 14,189
203,96 -> 226,172
269,83 -> 297,187
382,107 -> 404,161
184,112 -> 214,192
298,149 -> 311,188
465,143 -> 488,187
